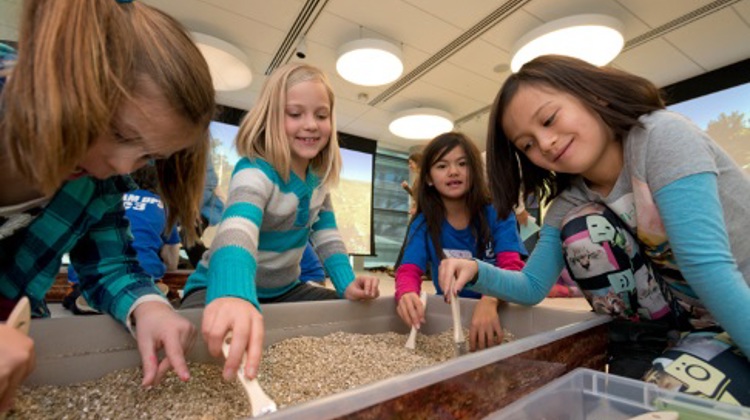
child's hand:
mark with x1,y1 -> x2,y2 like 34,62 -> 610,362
438,258 -> 479,299
132,301 -> 195,387
396,292 -> 425,328
516,209 -> 529,226
0,325 -> 35,412
201,297 -> 264,381
344,275 -> 380,301
469,297 -> 504,351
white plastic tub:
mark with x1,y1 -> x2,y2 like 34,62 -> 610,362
27,296 -> 610,419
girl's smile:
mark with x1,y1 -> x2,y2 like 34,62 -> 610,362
552,139 -> 573,163
285,79 -> 332,179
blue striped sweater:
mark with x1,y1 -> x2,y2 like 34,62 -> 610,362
183,157 -> 354,308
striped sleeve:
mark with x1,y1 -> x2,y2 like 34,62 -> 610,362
205,160 -> 271,307
310,194 -> 354,296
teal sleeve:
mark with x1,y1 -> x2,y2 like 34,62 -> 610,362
469,224 -> 564,305
654,173 -> 750,358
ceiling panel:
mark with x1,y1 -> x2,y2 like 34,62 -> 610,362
478,10 -> 543,55
735,0 -> 750,19
146,0 -> 288,55
419,60 -> 503,107
663,7 -> 750,70
0,0 -> 21,41
613,39 -> 704,87
324,0 -> 462,55
404,0 -> 508,29
617,0 -> 721,27
446,38 -> 513,85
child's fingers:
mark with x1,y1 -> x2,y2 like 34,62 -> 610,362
493,323 -> 505,345
243,314 -> 265,380
161,331 -> 191,383
368,277 -> 380,297
137,336 -> 158,387
0,364 -> 27,412
437,260 -> 451,295
223,324 -> 249,381
469,326 -> 482,352
396,294 -> 419,326
154,357 -> 172,386
396,301 -> 410,326
201,310 -> 222,359
406,297 -> 422,328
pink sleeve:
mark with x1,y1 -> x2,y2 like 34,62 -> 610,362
395,263 -> 423,302
496,251 -> 525,271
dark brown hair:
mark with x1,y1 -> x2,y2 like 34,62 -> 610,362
130,164 -> 159,193
486,54 -> 665,218
415,132 -> 491,261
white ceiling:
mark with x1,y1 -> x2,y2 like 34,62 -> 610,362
3,0 -> 750,152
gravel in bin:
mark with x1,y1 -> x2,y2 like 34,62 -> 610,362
10,329 -> 514,419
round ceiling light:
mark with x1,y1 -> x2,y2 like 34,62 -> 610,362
192,32 -> 253,91
389,108 -> 454,140
336,38 -> 404,86
510,14 -> 624,73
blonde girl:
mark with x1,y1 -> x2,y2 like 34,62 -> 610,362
395,132 -> 525,351
440,55 -> 750,404
182,63 -> 379,381
0,0 -> 215,411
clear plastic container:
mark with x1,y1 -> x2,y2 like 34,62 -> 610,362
488,368 -> 750,420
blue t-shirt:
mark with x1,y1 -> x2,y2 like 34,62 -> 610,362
299,241 -> 325,282
400,204 -> 526,299
68,189 -> 179,282
202,151 -> 225,226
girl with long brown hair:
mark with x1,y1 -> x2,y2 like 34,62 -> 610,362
0,0 -> 215,411
395,132 -> 526,351
440,55 -> 750,404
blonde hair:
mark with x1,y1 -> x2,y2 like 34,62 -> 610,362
0,0 -> 215,244
236,63 -> 341,187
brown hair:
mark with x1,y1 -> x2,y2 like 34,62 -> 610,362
0,0 -> 215,243
235,63 -> 341,187
130,164 -> 159,193
415,132 -> 491,261
407,151 -> 423,167
486,54 -> 665,218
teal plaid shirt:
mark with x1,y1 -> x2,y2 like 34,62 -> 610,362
0,175 -> 162,324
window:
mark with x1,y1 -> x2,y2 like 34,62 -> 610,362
364,149 -> 411,268
664,57 -> 750,173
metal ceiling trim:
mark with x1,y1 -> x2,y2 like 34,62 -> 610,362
624,0 -> 741,50
265,0 -> 329,75
368,0 -> 532,106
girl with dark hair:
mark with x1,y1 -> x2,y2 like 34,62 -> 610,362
439,55 -> 750,404
395,132 -> 525,351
